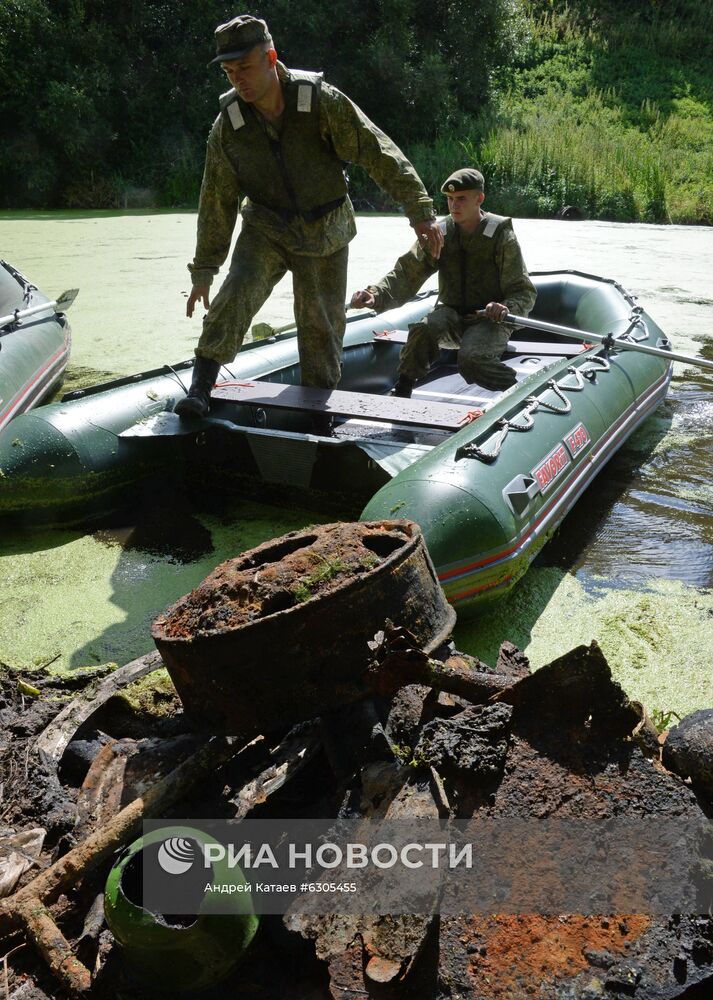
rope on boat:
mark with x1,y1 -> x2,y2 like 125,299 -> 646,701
162,364 -> 190,394
619,306 -> 648,343
580,356 -> 610,381
456,352 -> 612,464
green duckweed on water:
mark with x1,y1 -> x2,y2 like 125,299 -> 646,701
0,501 -> 327,676
2,213 -> 712,722
455,568 -> 713,719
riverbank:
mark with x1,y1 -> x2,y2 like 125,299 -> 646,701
399,2 -> 713,225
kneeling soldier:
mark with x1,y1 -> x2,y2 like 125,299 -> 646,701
351,168 -> 536,397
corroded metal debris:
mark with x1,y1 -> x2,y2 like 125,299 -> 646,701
663,709 -> 713,800
152,520 -> 455,736
284,639 -> 713,999
2,583 -> 712,999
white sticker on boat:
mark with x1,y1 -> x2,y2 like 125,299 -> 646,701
531,442 -> 571,494
564,422 -> 591,458
297,84 -> 313,112
227,101 -> 245,130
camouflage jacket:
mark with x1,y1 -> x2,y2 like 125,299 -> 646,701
369,214 -> 537,317
189,63 -> 434,286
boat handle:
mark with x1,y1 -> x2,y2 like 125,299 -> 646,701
555,366 -> 585,392
505,402 -> 538,431
528,380 -> 572,414
580,356 -> 611,381
456,419 -> 511,463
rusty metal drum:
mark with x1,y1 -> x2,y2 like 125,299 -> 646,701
151,520 -> 455,736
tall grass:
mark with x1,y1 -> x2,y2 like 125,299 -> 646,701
330,1 -> 712,225
465,1 -> 713,224
470,90 -> 669,221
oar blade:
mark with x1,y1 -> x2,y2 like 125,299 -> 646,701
55,289 -> 79,311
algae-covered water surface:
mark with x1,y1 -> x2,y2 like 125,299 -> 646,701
1,213 -> 711,717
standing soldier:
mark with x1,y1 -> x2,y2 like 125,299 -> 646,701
177,14 -> 444,424
351,168 -> 536,396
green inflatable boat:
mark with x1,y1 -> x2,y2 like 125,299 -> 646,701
0,270 -> 673,612
0,260 -> 71,431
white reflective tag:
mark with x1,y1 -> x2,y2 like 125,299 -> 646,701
297,84 -> 313,112
483,216 -> 499,238
227,102 -> 245,130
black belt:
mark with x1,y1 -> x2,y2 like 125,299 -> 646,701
260,196 -> 347,224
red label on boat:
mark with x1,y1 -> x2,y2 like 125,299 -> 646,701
564,422 -> 591,458
532,443 -> 571,493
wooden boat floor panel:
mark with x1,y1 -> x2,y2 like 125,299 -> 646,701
334,354 -> 562,443
332,419 -> 447,447
211,380 -> 480,431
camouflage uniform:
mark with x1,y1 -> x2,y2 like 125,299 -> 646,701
369,214 -> 536,390
188,63 -> 434,388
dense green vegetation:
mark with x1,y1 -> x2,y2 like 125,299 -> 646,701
478,0 -> 713,224
1,0 -> 711,222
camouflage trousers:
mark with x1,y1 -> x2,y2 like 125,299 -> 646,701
398,304 -> 516,391
196,223 -> 348,389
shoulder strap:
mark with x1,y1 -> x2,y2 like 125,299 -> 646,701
219,87 -> 246,130
285,69 -> 323,113
482,212 -> 511,238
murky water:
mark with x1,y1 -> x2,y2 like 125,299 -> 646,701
1,212 -> 711,716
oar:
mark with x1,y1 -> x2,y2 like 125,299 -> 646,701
474,309 -> 713,373
252,302 -> 369,339
0,288 -> 79,330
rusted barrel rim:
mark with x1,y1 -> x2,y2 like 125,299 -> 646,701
153,519 -> 455,650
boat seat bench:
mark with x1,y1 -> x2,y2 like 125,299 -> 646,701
373,328 -> 586,356
211,381 -> 481,431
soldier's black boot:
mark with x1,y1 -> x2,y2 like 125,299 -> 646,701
389,376 -> 415,399
174,356 -> 221,418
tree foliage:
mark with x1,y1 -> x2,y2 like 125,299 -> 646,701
2,0 -> 709,220
0,0 -> 524,207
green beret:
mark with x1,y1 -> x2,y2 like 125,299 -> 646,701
441,168 -> 485,194
211,15 -> 272,65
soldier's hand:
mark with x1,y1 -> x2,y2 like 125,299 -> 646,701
350,289 -> 376,309
413,219 -> 444,260
187,285 -> 211,318
483,301 -> 509,322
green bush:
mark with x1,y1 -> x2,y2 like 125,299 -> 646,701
0,0 -> 710,221
474,0 -> 712,223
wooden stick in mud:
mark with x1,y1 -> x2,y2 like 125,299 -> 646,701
0,733 -> 248,993
15,898 -> 91,993
366,626 -> 515,703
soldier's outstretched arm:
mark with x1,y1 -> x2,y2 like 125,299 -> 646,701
187,124 -> 242,292
359,239 -> 437,314
320,85 -> 439,248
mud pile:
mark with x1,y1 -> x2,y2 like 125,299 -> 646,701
1,635 -> 712,1000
